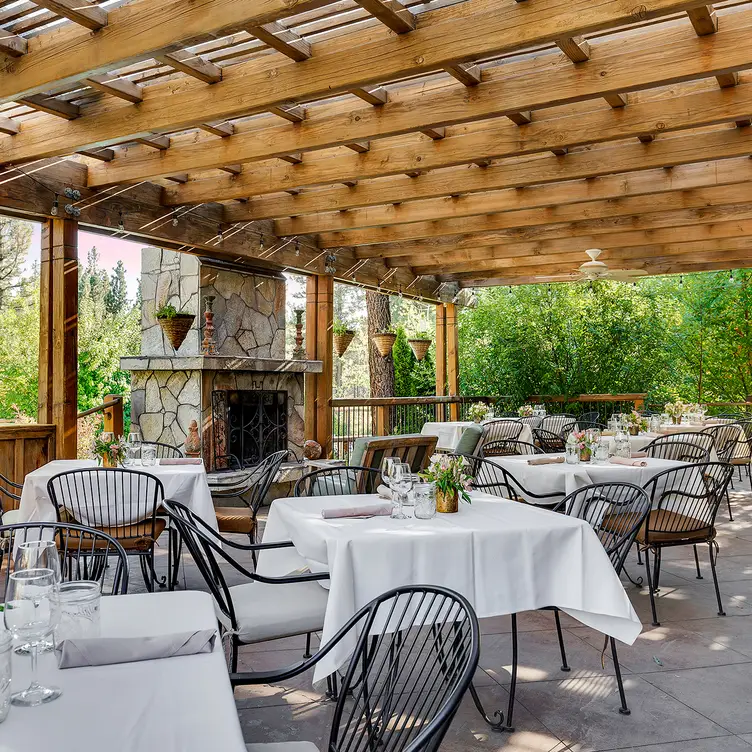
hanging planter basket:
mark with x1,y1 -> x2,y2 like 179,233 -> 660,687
372,332 -> 397,358
333,330 -> 356,357
408,338 -> 432,361
157,313 -> 195,351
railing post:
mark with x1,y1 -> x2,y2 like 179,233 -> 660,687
374,405 -> 389,436
103,395 -> 124,437
446,303 -> 460,421
435,304 -> 446,421
634,396 -> 645,411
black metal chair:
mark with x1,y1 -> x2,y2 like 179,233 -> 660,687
732,420 -> 752,483
480,440 -> 543,457
704,423 -> 743,463
639,462 -> 734,626
643,439 -> 710,463
481,419 -> 524,446
579,411 -> 601,424
162,499 -> 330,672
294,465 -> 381,497
1,521 -> 129,597
233,585 -> 480,752
0,471 -> 22,524
540,414 -> 577,434
576,421 -> 606,432
47,468 -> 166,592
532,427 -> 568,453
140,441 -> 184,459
644,432 -> 715,455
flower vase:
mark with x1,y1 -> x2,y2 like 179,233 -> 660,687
671,416 -> 679,425
629,426 -> 639,436
436,488 -> 459,514
580,447 -> 591,463
100,454 -> 116,468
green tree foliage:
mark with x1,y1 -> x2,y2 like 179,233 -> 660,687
0,217 -> 33,309
393,326 -> 435,397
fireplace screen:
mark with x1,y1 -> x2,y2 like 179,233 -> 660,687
212,390 -> 288,469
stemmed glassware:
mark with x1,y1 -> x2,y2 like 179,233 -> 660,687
123,429 -> 142,467
390,463 -> 414,520
4,568 -> 61,706
380,456 -> 399,497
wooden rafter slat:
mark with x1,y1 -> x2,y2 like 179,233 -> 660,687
246,21 -> 312,62
32,0 -> 107,30
135,134 -> 170,150
350,87 -> 388,105
18,94 -> 79,119
0,30 -> 27,57
219,164 -> 242,174
279,152 -> 303,164
344,141 -> 371,153
164,173 -> 188,183
78,148 -> 115,161
353,0 -> 415,34
200,122 -> 235,137
556,36 -> 591,63
84,74 -> 143,103
269,104 -> 306,122
0,117 -> 19,135
155,51 -> 222,84
443,63 -> 481,86
421,126 -> 445,140
687,5 -> 718,35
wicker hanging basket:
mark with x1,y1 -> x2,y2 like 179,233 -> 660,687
333,330 -> 355,357
372,332 -> 397,357
408,338 -> 432,361
157,313 -> 195,351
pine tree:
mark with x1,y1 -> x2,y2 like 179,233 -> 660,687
105,259 -> 128,314
0,217 -> 32,310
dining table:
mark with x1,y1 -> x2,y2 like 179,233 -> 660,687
16,458 -> 217,530
1,590 -> 246,752
257,491 -> 642,684
421,419 -> 534,451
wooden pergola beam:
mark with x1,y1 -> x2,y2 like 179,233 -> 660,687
18,95 -> 80,120
155,50 -> 222,84
247,21 -> 312,61
353,0 -> 415,34
82,19 -> 752,188
0,30 -> 27,56
84,74 -> 144,104
32,0 -> 108,30
1,0 -> 720,165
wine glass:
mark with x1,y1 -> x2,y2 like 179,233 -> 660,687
4,568 -> 62,706
124,429 -> 142,467
390,463 -> 413,520
14,540 -> 60,654
380,456 -> 399,496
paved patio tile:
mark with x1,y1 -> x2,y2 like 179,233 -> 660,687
645,663 -> 752,735
660,554 -> 752,584
238,697 -> 335,746
677,615 -> 752,659
582,736 -> 752,752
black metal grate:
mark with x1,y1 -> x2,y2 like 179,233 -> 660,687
212,390 -> 287,468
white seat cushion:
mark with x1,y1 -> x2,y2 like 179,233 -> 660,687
230,580 -> 328,644
246,744 -> 319,752
1,509 -> 22,525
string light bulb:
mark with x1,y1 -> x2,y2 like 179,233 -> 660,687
295,239 -> 300,257
217,225 -> 224,242
118,210 -> 125,232
50,195 -> 59,217
172,216 -> 179,227
259,236 -> 264,252
730,270 -> 735,283
679,275 -> 683,286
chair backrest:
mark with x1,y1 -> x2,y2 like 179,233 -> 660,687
517,415 -> 542,428
453,423 -> 483,455
643,440 -> 710,463
577,421 -> 606,432
141,441 -> 184,459
47,468 -> 164,542
0,471 -> 21,516
540,414 -> 576,434
1,521 -> 129,597
557,483 -> 651,574
481,440 -> 543,457
481,419 -> 524,444
294,466 -> 381,497
238,450 -> 289,514
532,427 -> 566,453
358,434 -> 438,473
326,585 -> 479,752
642,462 -> 733,543
645,432 -> 715,455
703,423 -> 743,462
579,411 -> 601,424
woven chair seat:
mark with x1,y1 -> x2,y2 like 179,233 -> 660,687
215,507 -> 255,534
603,509 -> 713,545
63,519 -> 166,552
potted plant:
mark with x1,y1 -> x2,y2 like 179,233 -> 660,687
155,302 -> 195,351
518,404 -> 534,417
468,402 -> 490,423
664,401 -> 685,425
92,434 -> 125,468
624,410 -> 648,435
408,330 -> 433,361
332,320 -> 356,357
372,326 -> 397,357
420,454 -> 473,513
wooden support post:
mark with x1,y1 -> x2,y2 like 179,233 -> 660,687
446,303 -> 460,421
38,218 -> 78,459
103,395 -> 124,438
374,405 -> 389,436
435,304 -> 447,420
304,275 -> 318,443
315,275 -> 334,457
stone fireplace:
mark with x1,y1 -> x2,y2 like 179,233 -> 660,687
121,248 -> 322,469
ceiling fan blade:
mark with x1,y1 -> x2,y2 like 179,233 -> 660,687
607,269 -> 649,281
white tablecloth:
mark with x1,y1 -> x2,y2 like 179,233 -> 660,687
2,591 -> 245,752
488,454 -> 683,499
258,492 -> 642,682
421,420 -> 533,451
17,459 -> 217,530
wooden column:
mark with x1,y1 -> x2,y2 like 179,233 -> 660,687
435,304 -> 447,420
446,303 -> 460,420
103,395 -> 124,438
38,218 -> 78,459
304,275 -> 319,442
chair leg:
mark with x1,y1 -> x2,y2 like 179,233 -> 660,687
553,609 -> 570,672
169,528 -> 182,591
610,638 -> 630,716
654,547 -> 662,591
644,548 -> 660,627
726,487 -> 734,522
138,555 -> 154,593
693,545 -> 703,579
304,632 -> 312,659
231,636 -> 239,673
708,542 -> 726,617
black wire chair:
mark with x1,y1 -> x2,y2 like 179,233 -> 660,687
576,421 -> 607,432
517,415 -> 542,429
1,521 -> 129,597
162,499 -> 330,672
232,585 -> 480,752
643,440 -> 710,463
47,468 -> 166,592
532,427 -> 568,453
644,432 -> 715,454
481,419 -> 524,445
703,423 -> 743,463
294,465 -> 381,496
540,414 -> 577,434
579,411 -> 601,424
480,440 -> 543,458
0,471 -> 22,523
732,420 -> 752,483
140,441 -> 184,459
639,462 -> 734,626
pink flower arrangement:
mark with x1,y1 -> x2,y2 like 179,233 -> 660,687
420,454 -> 473,503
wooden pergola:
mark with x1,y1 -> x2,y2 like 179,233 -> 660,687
2,0 -> 752,456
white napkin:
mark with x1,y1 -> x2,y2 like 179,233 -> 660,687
55,630 -> 217,668
321,502 -> 393,520
377,484 -> 393,500
609,457 -> 648,467
159,458 -> 203,465
527,456 -> 565,466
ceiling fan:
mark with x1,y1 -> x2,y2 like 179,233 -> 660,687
536,249 -> 649,283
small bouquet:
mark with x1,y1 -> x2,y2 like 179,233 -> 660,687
664,400 -> 686,423
468,402 -> 490,423
420,454 -> 473,513
624,410 -> 648,435
569,429 -> 600,461
92,434 -> 126,468
518,404 -> 534,417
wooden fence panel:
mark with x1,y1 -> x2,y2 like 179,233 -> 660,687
0,424 -> 56,510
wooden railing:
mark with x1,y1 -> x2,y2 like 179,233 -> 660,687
0,423 -> 56,509
77,394 -> 124,436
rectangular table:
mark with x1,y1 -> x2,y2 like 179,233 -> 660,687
258,492 -> 642,682
2,591 -> 245,752
421,420 -> 533,451
17,459 -> 217,529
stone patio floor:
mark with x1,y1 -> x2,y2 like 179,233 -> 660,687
153,472 -> 752,752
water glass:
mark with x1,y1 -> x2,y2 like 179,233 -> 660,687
390,463 -> 413,520
660,412 -> 670,426
593,440 -> 610,465
52,581 -> 101,645
413,482 -> 436,519
649,415 -> 661,433
565,443 -> 580,464
380,456 -> 399,495
141,443 -> 157,467
0,630 -> 11,723
614,434 -> 632,459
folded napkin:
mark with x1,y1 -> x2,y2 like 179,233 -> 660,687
321,502 -> 393,520
377,484 -> 393,500
55,629 -> 216,669
159,458 -> 203,465
631,451 -> 648,458
527,456 -> 565,466
601,430 -> 615,436
609,457 -> 648,467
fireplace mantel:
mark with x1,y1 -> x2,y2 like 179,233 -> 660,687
120,355 -> 323,374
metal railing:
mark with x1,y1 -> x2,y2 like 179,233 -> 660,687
527,394 -> 646,420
